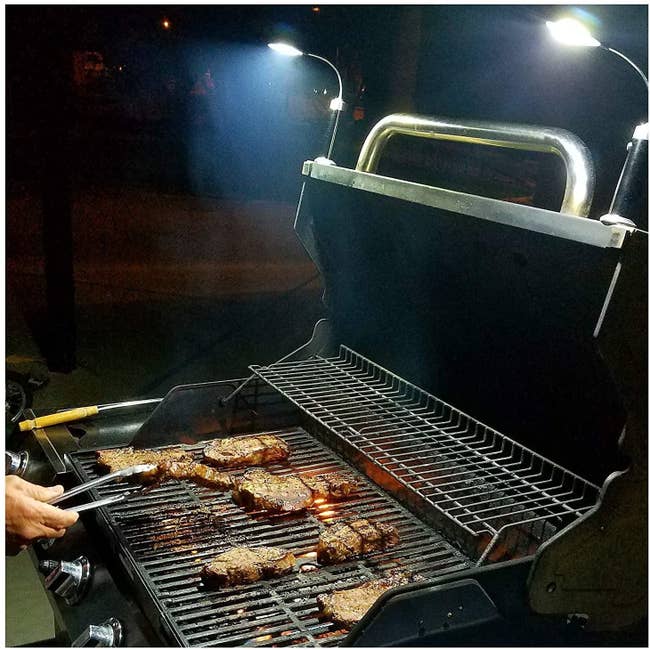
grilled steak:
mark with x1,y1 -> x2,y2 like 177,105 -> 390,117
317,573 -> 411,627
317,518 -> 400,564
203,434 -> 290,468
302,473 -> 359,499
232,468 -> 358,513
156,460 -> 232,490
96,447 -> 192,477
201,546 -> 296,587
96,448 -> 231,490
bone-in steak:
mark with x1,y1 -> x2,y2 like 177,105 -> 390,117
232,468 -> 358,513
317,518 -> 400,564
203,434 -> 290,468
201,546 -> 296,587
317,573 -> 411,628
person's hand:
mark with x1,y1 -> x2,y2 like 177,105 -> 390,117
5,475 -> 79,554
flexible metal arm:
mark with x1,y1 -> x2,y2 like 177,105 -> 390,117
307,53 -> 343,160
356,113 -> 595,217
602,46 -> 649,89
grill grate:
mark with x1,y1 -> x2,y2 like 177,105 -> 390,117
251,346 -> 601,563
69,428 -> 471,647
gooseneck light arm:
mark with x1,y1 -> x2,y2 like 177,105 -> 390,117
602,46 -> 649,90
306,53 -> 344,160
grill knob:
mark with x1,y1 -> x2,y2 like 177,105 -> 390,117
43,555 -> 91,605
72,618 -> 123,647
5,450 -> 29,477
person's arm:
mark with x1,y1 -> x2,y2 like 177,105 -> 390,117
6,475 -> 79,554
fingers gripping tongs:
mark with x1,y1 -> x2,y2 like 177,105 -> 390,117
48,464 -> 157,513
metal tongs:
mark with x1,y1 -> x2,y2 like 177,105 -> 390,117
48,464 -> 157,513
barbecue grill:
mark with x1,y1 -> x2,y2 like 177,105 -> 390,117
9,114 -> 647,647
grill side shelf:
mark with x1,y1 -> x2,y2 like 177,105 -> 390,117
250,346 -> 602,563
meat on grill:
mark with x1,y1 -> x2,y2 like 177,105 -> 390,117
231,468 -> 358,513
96,448 -> 231,490
317,573 -> 411,628
203,434 -> 290,468
96,447 -> 193,478
200,546 -> 296,587
316,518 -> 400,564
156,460 -> 232,490
302,473 -> 359,499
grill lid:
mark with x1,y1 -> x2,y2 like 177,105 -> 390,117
295,148 -> 626,482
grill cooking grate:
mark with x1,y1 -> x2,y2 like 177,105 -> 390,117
69,428 -> 471,647
251,346 -> 601,563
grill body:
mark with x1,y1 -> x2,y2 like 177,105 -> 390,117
12,115 -> 647,646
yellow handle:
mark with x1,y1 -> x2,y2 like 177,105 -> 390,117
19,406 -> 100,432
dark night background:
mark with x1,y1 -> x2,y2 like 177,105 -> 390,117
4,4 -> 648,407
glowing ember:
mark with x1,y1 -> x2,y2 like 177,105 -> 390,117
280,630 -> 294,637
318,510 -> 337,518
254,634 -> 273,642
237,608 -> 245,615
313,498 -> 326,504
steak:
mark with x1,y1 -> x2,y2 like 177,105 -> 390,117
317,573 -> 411,628
96,448 -> 231,490
316,518 -> 400,564
200,546 -> 296,587
232,468 -> 358,513
203,434 -> 290,468
302,473 -> 359,499
156,460 -> 232,490
96,447 -> 192,478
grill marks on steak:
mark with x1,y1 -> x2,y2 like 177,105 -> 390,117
203,434 -> 290,468
232,468 -> 359,513
317,573 -> 411,627
317,518 -> 400,564
200,546 -> 296,587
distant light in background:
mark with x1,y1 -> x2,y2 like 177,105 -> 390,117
546,18 -> 600,47
312,7 -> 320,13
162,18 -> 171,30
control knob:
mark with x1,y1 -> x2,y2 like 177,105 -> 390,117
5,450 -> 29,477
41,555 -> 91,605
72,618 -> 123,647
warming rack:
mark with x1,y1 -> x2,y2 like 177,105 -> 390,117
250,346 -> 602,563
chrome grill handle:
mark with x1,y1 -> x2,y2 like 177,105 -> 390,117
355,113 -> 595,217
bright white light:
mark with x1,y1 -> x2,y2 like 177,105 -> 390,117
546,19 -> 601,47
268,42 -> 303,57
329,97 -> 344,111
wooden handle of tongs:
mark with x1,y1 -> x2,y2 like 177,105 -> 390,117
19,406 -> 100,432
